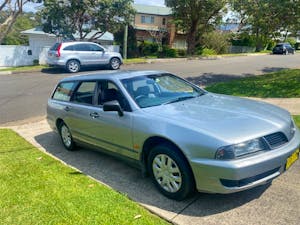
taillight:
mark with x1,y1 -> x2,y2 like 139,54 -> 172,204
55,43 -> 62,57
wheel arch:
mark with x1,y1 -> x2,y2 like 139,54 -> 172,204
141,136 -> 195,179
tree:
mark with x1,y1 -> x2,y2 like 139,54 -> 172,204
165,0 -> 227,55
231,0 -> 300,51
1,12 -> 38,45
40,0 -> 135,41
0,0 -> 41,44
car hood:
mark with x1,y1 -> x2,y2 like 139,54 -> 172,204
142,93 -> 291,144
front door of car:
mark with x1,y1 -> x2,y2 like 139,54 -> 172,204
85,80 -> 136,159
88,44 -> 107,65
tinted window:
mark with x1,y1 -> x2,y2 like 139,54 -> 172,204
73,81 -> 96,105
63,45 -> 74,51
89,44 -> 103,51
73,44 -> 90,51
53,82 -> 77,101
50,43 -> 61,51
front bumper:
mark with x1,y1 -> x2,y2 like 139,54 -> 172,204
190,130 -> 300,194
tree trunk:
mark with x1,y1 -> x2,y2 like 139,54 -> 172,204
186,21 -> 198,56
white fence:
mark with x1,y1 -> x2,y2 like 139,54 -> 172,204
0,44 -> 120,67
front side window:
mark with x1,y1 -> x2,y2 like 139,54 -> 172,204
89,44 -> 103,51
72,81 -> 96,105
121,74 -> 205,108
52,82 -> 77,102
74,44 -> 90,51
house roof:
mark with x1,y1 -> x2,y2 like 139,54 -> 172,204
133,4 -> 172,16
21,27 -> 114,41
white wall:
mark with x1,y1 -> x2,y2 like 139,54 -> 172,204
0,45 -> 35,67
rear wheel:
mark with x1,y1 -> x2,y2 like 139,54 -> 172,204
109,57 -> 121,70
66,59 -> 80,73
148,144 -> 195,200
58,122 -> 75,151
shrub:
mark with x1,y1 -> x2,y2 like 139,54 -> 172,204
201,48 -> 217,56
33,59 -> 39,65
176,49 -> 187,57
202,31 -> 230,54
138,41 -> 159,56
158,45 -> 177,58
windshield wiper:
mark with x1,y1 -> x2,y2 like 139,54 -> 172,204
163,96 -> 196,105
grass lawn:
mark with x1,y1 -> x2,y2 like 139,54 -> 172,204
294,115 -> 300,127
0,129 -> 169,225
205,69 -> 300,98
0,65 -> 48,72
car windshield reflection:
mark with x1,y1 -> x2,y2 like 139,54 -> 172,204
121,73 -> 205,108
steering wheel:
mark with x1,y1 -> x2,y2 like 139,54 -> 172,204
135,95 -> 147,101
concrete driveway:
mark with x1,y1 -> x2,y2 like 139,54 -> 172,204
7,119 -> 300,225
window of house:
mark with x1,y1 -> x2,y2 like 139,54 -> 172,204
162,18 -> 166,25
141,15 -> 155,24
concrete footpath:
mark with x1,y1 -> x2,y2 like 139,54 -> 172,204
2,98 -> 300,225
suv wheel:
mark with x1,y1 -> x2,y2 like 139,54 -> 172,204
109,58 -> 121,70
66,59 -> 80,73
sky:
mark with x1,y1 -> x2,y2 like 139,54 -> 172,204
23,0 -> 166,12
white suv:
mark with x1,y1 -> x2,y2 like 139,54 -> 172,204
47,42 -> 123,73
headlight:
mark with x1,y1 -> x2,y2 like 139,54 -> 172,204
215,138 -> 267,160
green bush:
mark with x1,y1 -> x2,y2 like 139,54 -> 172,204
286,38 -> 297,47
202,31 -> 230,54
201,48 -> 217,56
138,41 -> 159,56
176,49 -> 187,57
33,59 -> 39,65
158,45 -> 177,58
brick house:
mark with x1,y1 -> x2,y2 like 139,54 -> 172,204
133,4 -> 187,49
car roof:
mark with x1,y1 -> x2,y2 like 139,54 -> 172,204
60,70 -> 169,82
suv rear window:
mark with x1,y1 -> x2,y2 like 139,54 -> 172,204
50,43 -> 61,51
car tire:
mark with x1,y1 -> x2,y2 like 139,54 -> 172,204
58,122 -> 76,151
148,143 -> 195,200
66,59 -> 81,73
109,57 -> 121,70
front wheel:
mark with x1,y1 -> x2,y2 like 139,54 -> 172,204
109,58 -> 121,70
148,144 -> 195,200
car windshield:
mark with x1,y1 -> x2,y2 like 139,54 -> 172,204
121,73 -> 205,108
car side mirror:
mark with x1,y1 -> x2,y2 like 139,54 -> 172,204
103,100 -> 124,117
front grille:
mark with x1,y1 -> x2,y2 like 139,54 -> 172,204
220,167 -> 280,188
263,132 -> 288,149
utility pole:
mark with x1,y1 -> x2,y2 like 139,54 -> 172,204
123,24 -> 128,59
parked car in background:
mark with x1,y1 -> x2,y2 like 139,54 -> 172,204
47,42 -> 123,73
47,70 -> 300,200
272,43 -> 295,55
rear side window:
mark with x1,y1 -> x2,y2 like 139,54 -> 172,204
73,81 -> 96,105
63,45 -> 74,51
52,82 -> 77,101
50,43 -> 61,51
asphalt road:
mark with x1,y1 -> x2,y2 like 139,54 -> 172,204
1,54 -> 300,125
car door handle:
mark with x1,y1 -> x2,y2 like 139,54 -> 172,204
64,106 -> 71,112
90,112 -> 99,118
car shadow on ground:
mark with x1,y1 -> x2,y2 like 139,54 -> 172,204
34,131 -> 270,218
186,67 -> 288,87
41,66 -> 109,75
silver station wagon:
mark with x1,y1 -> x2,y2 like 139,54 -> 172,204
47,71 -> 300,200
